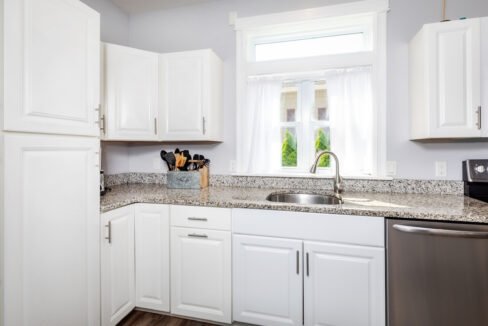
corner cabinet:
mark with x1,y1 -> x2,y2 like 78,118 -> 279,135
159,49 -> 224,142
134,204 -> 170,312
102,43 -> 159,141
410,17 -> 488,140
4,0 -> 101,136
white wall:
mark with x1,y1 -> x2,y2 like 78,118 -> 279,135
80,0 -> 131,173
106,0 -> 488,180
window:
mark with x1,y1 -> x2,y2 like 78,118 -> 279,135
235,0 -> 388,177
280,81 -> 332,170
255,32 -> 368,62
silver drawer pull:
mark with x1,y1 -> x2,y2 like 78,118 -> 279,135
188,217 -> 208,222
188,233 -> 208,238
393,224 -> 488,239
105,221 -> 112,244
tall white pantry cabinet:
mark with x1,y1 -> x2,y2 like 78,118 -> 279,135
0,0 -> 101,326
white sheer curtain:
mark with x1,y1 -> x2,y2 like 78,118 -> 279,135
236,78 -> 282,174
326,67 -> 374,176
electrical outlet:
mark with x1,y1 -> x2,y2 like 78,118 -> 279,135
435,161 -> 447,177
386,161 -> 397,177
229,160 -> 237,173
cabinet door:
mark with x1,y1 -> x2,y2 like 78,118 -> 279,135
233,235 -> 303,326
171,227 -> 231,323
101,206 -> 135,326
3,134 -> 100,326
159,51 -> 207,140
481,17 -> 488,136
135,204 -> 170,312
4,0 -> 101,136
103,44 -> 159,140
427,19 -> 481,137
304,241 -> 385,326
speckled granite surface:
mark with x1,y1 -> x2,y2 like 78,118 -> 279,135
101,183 -> 488,224
105,173 -> 464,195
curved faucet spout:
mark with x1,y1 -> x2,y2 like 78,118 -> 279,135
310,150 -> 344,197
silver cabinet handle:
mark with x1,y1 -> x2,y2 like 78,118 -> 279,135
94,106 -> 101,125
188,233 -> 208,238
202,117 -> 206,135
100,114 -> 106,134
105,221 -> 112,244
306,252 -> 309,277
477,106 -> 482,130
296,250 -> 300,275
188,217 -> 208,221
393,224 -> 488,239
154,117 -> 157,135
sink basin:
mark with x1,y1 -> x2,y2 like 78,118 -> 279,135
266,192 -> 342,205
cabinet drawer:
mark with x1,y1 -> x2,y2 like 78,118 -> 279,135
170,205 -> 231,231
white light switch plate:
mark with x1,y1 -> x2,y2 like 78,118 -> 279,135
435,161 -> 447,177
229,160 -> 237,173
386,161 -> 397,177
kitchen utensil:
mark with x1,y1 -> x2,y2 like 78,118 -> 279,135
163,152 -> 176,171
182,150 -> 192,171
160,150 -> 171,170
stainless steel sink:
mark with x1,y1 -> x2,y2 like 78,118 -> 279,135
266,192 -> 342,205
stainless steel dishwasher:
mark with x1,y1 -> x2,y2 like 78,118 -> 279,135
387,219 -> 488,326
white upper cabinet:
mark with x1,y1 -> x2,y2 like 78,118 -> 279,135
102,43 -> 159,141
159,49 -> 223,142
134,204 -> 170,312
410,18 -> 484,140
4,0 -> 101,136
3,133 -> 100,326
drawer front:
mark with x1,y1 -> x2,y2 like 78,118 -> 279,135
170,205 -> 231,231
232,209 -> 385,247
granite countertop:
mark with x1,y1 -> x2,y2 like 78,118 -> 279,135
101,183 -> 488,224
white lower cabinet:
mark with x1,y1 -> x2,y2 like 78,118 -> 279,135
233,235 -> 303,326
232,209 -> 386,326
135,204 -> 170,312
3,134 -> 100,326
304,241 -> 385,326
170,227 -> 232,323
101,206 -> 135,326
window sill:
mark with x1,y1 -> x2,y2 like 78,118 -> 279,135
227,172 -> 393,181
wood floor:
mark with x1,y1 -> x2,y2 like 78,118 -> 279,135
117,310 -> 218,326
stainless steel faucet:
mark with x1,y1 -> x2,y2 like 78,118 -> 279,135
310,150 -> 344,198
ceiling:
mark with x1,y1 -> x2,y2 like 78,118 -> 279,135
111,0 -> 219,14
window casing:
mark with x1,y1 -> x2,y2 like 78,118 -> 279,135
235,0 -> 388,177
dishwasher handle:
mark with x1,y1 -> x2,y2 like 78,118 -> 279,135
393,224 -> 488,239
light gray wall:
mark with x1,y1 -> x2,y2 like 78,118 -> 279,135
80,0 -> 131,173
106,0 -> 488,180
81,0 -> 130,44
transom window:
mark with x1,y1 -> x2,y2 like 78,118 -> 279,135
255,32 -> 368,62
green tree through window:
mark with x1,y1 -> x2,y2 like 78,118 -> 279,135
315,129 -> 330,167
282,130 -> 297,167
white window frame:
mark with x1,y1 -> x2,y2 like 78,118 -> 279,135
234,0 -> 389,177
